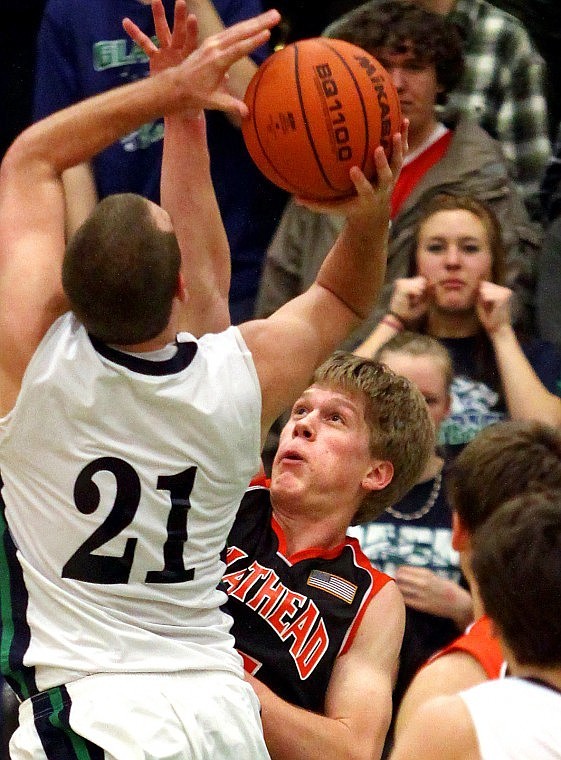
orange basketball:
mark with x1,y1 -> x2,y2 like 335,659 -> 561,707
241,38 -> 401,201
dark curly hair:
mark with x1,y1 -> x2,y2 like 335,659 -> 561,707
324,0 -> 465,104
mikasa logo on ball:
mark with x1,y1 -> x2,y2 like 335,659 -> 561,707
314,63 -> 353,162
355,55 -> 393,156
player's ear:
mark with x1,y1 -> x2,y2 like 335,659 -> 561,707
451,511 -> 470,551
362,459 -> 394,492
176,271 -> 188,303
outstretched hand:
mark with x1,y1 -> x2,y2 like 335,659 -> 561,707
124,1 -> 280,121
296,119 -> 408,221
123,0 -> 193,75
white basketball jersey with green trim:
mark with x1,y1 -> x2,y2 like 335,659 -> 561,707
0,313 -> 261,694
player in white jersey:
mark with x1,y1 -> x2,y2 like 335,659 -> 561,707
390,489 -> 561,760
0,2 -> 406,759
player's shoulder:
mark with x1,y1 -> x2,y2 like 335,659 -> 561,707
345,534 -> 392,586
391,693 -> 479,760
240,484 -> 271,511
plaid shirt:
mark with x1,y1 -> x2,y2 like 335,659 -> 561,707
540,122 -> 561,223
440,0 -> 551,211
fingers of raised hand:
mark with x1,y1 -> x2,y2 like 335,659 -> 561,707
122,18 -> 158,56
152,0 -> 174,48
199,10 -> 279,70
389,124 -> 407,177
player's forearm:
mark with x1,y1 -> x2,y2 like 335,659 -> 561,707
161,113 -> 230,334
255,682 -> 377,760
316,212 -> 389,323
4,66 -> 194,185
491,324 -> 561,425
61,163 -> 98,240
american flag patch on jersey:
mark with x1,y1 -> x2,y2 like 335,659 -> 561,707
307,569 -> 357,603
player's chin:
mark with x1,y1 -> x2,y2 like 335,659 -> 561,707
269,469 -> 307,499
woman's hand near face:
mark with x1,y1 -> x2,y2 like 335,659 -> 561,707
389,276 -> 431,325
476,281 -> 513,336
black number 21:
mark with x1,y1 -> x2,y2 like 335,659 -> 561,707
62,457 -> 196,584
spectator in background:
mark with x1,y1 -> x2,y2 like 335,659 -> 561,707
394,420 -> 561,743
399,0 -> 552,219
33,0 -> 287,323
33,0 -> 178,236
261,0 -> 365,47
351,332 -> 472,708
487,0 -> 561,140
540,122 -> 561,225
536,123 -> 561,351
391,489 -> 561,760
256,1 -> 540,351
356,193 -> 561,459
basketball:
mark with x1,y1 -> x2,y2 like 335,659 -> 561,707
241,38 -> 401,201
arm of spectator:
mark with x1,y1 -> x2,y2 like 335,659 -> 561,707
354,276 -> 429,357
477,280 -> 561,426
249,581 -> 404,760
394,650 -> 489,742
186,0 -> 264,125
395,566 -> 473,630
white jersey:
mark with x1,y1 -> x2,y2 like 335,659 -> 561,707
0,313 -> 262,698
460,677 -> 561,759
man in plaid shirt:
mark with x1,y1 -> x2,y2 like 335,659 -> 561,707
417,0 -> 552,219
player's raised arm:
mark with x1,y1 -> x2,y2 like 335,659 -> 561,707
124,0 -> 274,334
0,8 -> 280,415
240,125 -> 407,441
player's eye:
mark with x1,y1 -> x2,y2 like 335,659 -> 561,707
329,412 -> 343,423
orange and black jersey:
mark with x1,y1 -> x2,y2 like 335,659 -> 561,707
425,615 -> 506,680
223,486 -> 392,712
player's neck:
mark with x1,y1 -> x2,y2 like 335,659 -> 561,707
273,504 -> 350,556
406,119 -> 443,155
113,325 -> 177,353
417,452 -> 443,484
505,659 -> 561,692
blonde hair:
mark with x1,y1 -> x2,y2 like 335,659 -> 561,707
314,351 -> 435,524
375,331 -> 453,391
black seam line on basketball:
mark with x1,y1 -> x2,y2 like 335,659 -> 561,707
320,39 -> 370,173
251,57 -> 301,195
294,42 -> 337,192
